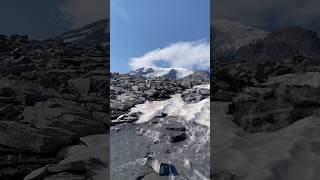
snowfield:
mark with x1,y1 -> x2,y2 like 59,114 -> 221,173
130,84 -> 210,128
111,84 -> 210,179
129,67 -> 194,79
130,94 -> 210,128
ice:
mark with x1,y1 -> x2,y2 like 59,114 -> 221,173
129,94 -> 210,128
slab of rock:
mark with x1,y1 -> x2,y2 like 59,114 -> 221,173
23,166 -> 48,180
43,172 -> 86,180
0,121 -> 73,153
48,161 -> 86,173
22,99 -> 106,136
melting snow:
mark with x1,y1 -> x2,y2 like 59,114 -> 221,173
130,94 -> 210,128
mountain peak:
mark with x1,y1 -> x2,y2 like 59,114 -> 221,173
128,67 -> 194,79
56,19 -> 109,46
213,19 -> 268,59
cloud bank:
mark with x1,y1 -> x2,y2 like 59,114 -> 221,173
129,40 -> 210,70
58,0 -> 109,28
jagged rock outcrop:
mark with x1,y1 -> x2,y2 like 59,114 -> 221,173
234,27 -> 320,62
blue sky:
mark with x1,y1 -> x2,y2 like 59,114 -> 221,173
111,0 -> 210,73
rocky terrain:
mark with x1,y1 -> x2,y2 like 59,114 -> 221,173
0,20 -> 109,180
212,23 -> 320,180
110,73 -> 210,179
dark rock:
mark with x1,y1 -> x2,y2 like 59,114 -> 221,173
184,70 -> 210,80
67,78 -> 90,95
234,27 -> 320,62
48,161 -> 86,173
230,72 -> 320,133
0,121 -> 73,153
23,166 -> 49,180
168,132 -> 187,143
182,87 -> 209,103
146,157 -> 178,176
43,172 -> 86,180
211,169 -> 242,180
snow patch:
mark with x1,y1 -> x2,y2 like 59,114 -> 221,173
130,94 -> 210,128
129,67 -> 194,79
193,84 -> 210,89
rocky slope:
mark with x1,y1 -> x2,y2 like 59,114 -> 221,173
211,49 -> 320,179
234,27 -> 320,62
0,21 -> 109,179
110,73 -> 210,179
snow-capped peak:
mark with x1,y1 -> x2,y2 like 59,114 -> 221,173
128,67 -> 194,79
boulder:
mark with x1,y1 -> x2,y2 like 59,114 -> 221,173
22,99 -> 106,137
146,157 -> 178,176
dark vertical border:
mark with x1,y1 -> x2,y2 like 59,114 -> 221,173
106,1 -> 110,179
210,0 -> 214,179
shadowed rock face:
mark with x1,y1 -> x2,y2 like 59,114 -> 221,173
212,24 -> 320,179
234,27 -> 320,62
56,19 -> 109,47
184,70 -> 210,81
0,19 -> 109,180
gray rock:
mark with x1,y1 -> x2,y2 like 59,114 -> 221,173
48,161 -> 86,173
43,172 -> 86,180
67,78 -> 91,95
23,166 -> 49,180
22,99 -> 106,137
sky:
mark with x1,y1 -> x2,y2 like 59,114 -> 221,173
0,0 -> 108,39
214,0 -> 320,32
111,0 -> 210,73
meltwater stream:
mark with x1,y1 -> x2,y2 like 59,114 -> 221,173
111,85 -> 210,180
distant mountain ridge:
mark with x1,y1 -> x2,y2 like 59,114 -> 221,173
56,19 -> 109,46
234,27 -> 320,62
128,67 -> 193,79
213,19 -> 269,60
128,67 -> 209,80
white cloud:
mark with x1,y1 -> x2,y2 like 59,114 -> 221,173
58,0 -> 109,28
129,40 -> 210,70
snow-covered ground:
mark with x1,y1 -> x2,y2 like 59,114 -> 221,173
130,94 -> 209,128
111,84 -> 210,179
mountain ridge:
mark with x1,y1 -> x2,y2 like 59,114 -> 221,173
128,67 -> 210,80
56,19 -> 109,46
